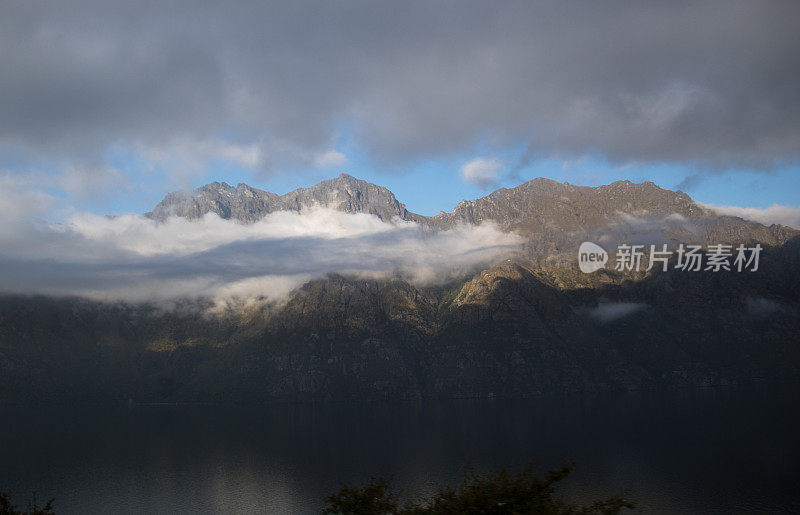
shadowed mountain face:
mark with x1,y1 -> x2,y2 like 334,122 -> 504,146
1,176 -> 799,403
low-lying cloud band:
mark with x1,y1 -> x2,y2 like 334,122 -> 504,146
0,207 -> 523,306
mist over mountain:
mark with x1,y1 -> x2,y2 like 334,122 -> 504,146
151,173 -> 797,235
148,172 -> 797,261
1,175 -> 798,403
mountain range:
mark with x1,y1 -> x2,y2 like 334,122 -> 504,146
1,174 -> 798,403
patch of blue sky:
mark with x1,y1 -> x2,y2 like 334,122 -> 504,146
12,131 -> 797,219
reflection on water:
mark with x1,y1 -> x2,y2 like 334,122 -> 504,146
1,387 -> 798,514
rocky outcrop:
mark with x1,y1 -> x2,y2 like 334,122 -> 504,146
147,182 -> 284,223
148,175 -> 798,251
147,173 -> 425,223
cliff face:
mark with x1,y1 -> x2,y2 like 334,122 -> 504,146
432,179 -> 699,230
147,174 -> 424,223
1,176 -> 799,403
148,174 -> 797,250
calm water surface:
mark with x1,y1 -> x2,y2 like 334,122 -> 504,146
1,387 -> 798,514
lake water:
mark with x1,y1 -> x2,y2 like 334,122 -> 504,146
1,387 -> 798,514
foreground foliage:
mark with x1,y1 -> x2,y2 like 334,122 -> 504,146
323,463 -> 634,514
0,492 -> 54,515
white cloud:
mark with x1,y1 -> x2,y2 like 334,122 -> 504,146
134,138 -> 262,186
58,164 -> 130,199
0,172 -> 57,241
0,204 -> 523,306
314,150 -> 348,169
213,141 -> 262,168
461,158 -> 504,189
141,139 -> 262,169
0,172 -> 53,215
65,207 -> 398,257
76,274 -> 314,310
698,202 -> 800,229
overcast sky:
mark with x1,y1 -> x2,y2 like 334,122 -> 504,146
0,1 -> 798,303
0,0 -> 797,216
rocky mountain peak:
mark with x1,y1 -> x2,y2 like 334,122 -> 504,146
146,181 -> 280,223
277,172 -> 418,222
148,173 -> 422,223
145,175 -> 798,248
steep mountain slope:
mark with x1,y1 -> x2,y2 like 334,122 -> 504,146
148,175 -> 797,250
433,178 -> 700,230
147,182 -> 284,223
1,175 -> 798,403
432,178 -> 796,248
147,173 -> 425,223
2,247 -> 797,403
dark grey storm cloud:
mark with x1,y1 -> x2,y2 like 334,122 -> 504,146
0,0 -> 798,171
